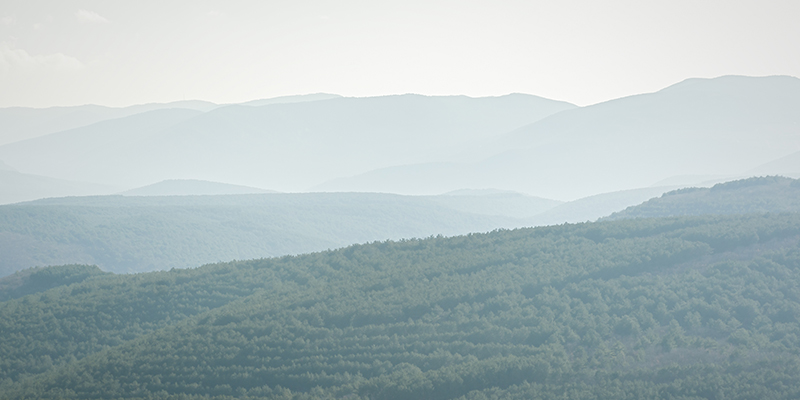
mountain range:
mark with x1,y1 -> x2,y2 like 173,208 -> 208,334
0,93 -> 575,192
1,75 -> 798,204
0,93 -> 342,146
318,75 -> 800,199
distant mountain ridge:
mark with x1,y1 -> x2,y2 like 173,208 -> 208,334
2,76 -> 798,204
0,93 -> 576,191
0,101 -> 218,146
0,93 -> 342,146
121,179 -> 276,196
0,169 -> 117,205
238,93 -> 341,106
317,75 -> 800,200
749,151 -> 800,177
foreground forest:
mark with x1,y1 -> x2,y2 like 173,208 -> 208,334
2,211 -> 800,399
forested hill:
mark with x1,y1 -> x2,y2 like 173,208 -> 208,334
3,213 -> 800,399
0,193 -> 549,277
0,264 -> 108,302
607,176 -> 800,220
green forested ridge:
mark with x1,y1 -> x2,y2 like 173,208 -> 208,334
0,193 -> 533,277
0,264 -> 108,302
3,213 -> 800,398
607,176 -> 800,220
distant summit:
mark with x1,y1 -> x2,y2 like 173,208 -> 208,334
120,179 -> 276,196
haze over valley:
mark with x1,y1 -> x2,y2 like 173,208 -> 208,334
2,76 -> 799,205
3,1 -> 800,398
2,74 -> 800,275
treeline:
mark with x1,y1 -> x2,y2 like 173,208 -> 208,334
2,213 -> 800,398
608,176 -> 800,220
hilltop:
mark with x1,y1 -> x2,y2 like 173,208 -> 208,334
607,176 -> 800,220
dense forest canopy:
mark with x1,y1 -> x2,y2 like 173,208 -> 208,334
608,176 -> 800,220
3,212 -> 800,399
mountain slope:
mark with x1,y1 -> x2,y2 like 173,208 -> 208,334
0,94 -> 576,190
606,176 -> 800,220
3,214 -> 800,399
318,76 -> 800,199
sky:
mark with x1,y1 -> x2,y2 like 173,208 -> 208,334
1,0 -> 799,108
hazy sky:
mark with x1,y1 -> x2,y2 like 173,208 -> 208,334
1,0 -> 799,108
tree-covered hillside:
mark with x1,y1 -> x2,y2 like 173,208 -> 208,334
0,193 -> 539,277
3,213 -> 800,399
607,176 -> 800,220
0,264 -> 108,302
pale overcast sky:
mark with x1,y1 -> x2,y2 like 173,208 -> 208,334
1,0 -> 799,108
